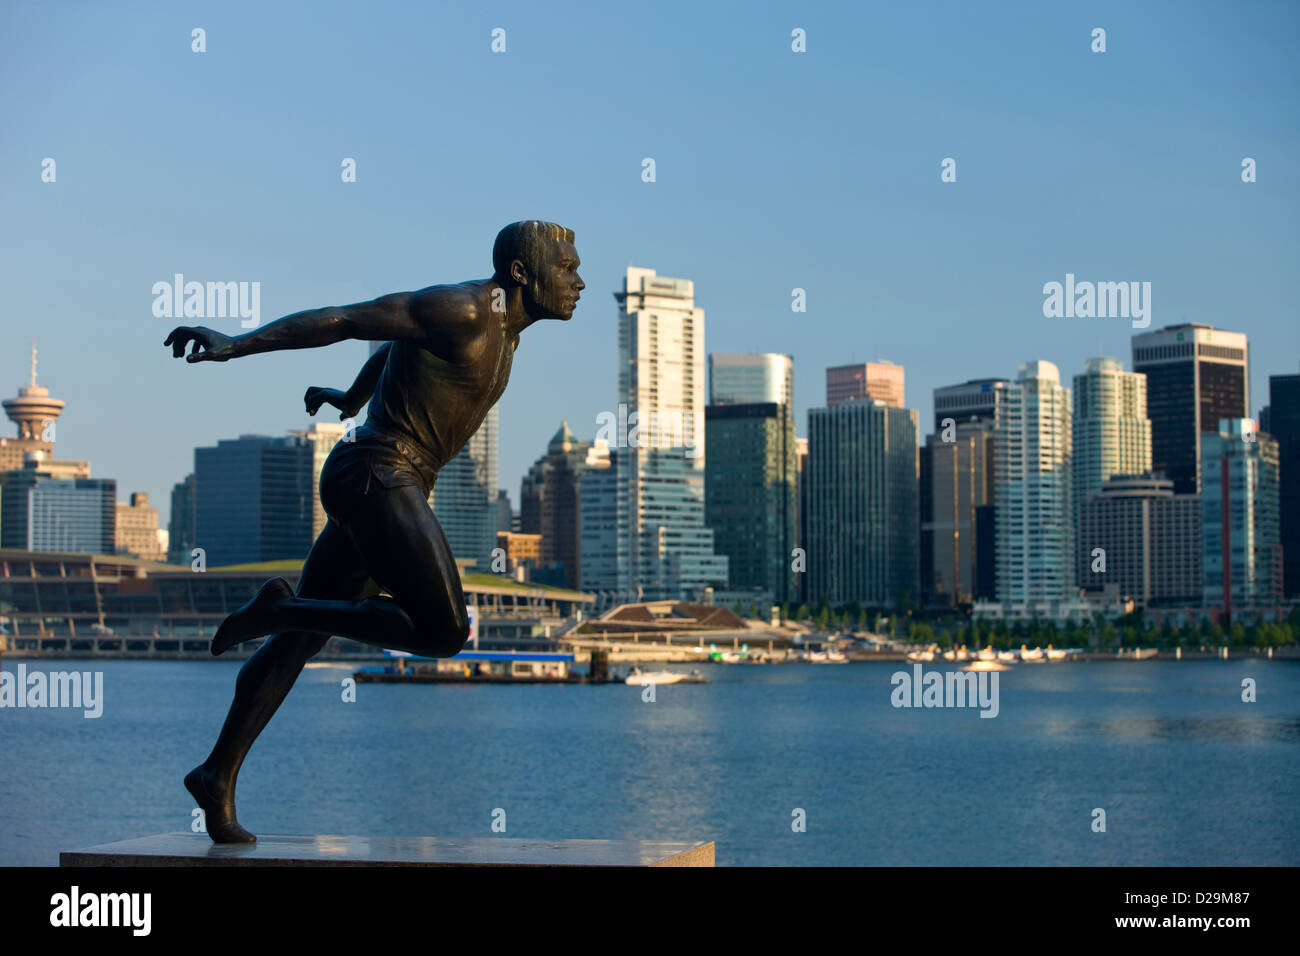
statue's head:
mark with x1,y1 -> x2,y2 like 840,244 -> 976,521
493,220 -> 583,321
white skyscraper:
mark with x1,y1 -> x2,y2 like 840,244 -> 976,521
1071,356 -> 1151,587
708,353 -> 794,408
995,360 -> 1073,614
585,267 -> 727,602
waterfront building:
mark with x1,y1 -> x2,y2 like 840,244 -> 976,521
0,547 -> 593,655
168,472 -> 196,565
1267,372 -> 1300,597
1077,474 -> 1201,607
705,401 -> 798,605
1132,323 -> 1249,494
826,361 -> 904,409
194,434 -> 314,566
932,378 -> 1010,432
115,491 -> 164,561
432,403 -> 499,571
0,459 -> 115,553
923,420 -> 995,605
290,421 -> 349,540
709,352 -> 794,408
577,445 -> 621,603
995,361 -> 1073,613
806,399 -> 918,606
1202,419 -> 1281,614
1071,357 -> 1152,586
520,422 -> 606,591
589,266 -> 727,602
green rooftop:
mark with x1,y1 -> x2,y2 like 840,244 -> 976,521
206,560 -> 589,600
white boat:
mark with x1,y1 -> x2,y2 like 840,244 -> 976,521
1132,647 -> 1159,660
977,646 -> 997,662
824,650 -> 849,664
906,649 -> 935,662
625,668 -> 684,685
997,649 -> 1018,662
941,649 -> 957,661
955,646 -> 970,661
1045,645 -> 1068,662
1020,645 -> 1045,662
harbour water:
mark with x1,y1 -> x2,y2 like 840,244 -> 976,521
1,658 -> 1296,866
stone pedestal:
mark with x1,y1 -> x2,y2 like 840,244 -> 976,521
61,832 -> 715,867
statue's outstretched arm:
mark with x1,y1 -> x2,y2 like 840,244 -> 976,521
164,291 -> 429,364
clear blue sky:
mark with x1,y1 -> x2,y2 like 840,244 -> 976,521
2,0 -> 1297,524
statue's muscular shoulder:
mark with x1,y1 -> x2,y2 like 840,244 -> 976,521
407,280 -> 501,365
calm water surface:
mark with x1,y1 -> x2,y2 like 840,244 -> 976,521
1,658 -> 1297,866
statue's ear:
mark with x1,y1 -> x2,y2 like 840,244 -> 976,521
509,258 -> 529,286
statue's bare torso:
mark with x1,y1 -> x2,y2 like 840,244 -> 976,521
363,282 -> 518,469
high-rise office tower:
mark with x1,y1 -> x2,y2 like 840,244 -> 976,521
709,353 -> 794,408
194,435 -> 314,566
923,421 -> 995,605
520,422 -> 606,590
1078,474 -> 1201,607
168,472 -> 196,565
578,445 -> 619,600
995,361 -> 1073,612
595,267 -> 727,601
807,400 -> 918,606
1267,372 -> 1300,597
926,378 -> 1010,604
826,361 -> 904,409
796,435 -> 809,605
1132,323 -> 1249,494
495,489 -> 513,535
1202,419 -> 1281,615
0,457 -> 115,553
1071,357 -> 1152,586
291,420 -> 349,540
432,403 -> 499,571
933,378 -> 1011,432
705,402 -> 798,605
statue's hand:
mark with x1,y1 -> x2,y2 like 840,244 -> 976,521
164,326 -> 237,363
304,386 -> 359,420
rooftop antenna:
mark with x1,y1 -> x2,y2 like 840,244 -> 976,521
30,340 -> 38,387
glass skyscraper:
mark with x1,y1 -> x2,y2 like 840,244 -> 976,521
1132,323 -> 1249,495
194,435 -> 314,567
806,400 -> 918,606
432,403 -> 499,571
705,402 -> 798,605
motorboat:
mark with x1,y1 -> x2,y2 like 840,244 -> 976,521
625,668 -> 685,685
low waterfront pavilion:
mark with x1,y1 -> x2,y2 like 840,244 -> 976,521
0,549 -> 594,657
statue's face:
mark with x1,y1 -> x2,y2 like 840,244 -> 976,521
526,239 -> 584,320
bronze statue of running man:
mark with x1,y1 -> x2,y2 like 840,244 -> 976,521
164,221 -> 583,842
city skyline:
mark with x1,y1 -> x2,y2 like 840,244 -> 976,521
3,2 -> 1297,517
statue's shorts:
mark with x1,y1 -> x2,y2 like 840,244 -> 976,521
318,425 -> 440,523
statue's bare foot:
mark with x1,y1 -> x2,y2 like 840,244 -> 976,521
185,765 -> 256,844
211,577 -> 293,656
